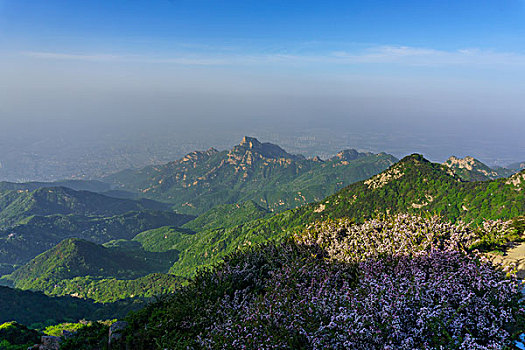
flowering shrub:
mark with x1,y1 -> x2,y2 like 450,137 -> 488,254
124,215 -> 524,349
294,214 -> 476,262
471,219 -> 519,251
295,214 -> 519,262
197,250 -> 521,349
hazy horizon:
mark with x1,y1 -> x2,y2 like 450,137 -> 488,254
1,0 -> 524,181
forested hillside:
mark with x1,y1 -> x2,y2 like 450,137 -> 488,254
105,137 -> 398,214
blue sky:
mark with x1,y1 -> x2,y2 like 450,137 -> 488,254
0,0 -> 524,163
2,0 -> 525,52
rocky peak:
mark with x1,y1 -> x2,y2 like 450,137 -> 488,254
239,136 -> 263,149
444,156 -> 479,170
506,170 -> 525,190
333,149 -> 360,161
233,137 -> 301,160
179,148 -> 219,164
443,155 -> 502,181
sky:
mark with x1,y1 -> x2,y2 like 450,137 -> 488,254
0,0 -> 524,165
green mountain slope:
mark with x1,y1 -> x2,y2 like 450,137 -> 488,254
0,210 -> 194,266
182,200 -> 270,232
156,154 -> 525,277
6,238 -> 179,291
443,155 -> 515,181
0,186 -> 171,227
0,286 -> 140,326
302,154 -> 525,224
40,273 -> 183,303
105,137 -> 398,214
0,180 -> 112,193
133,227 -> 197,254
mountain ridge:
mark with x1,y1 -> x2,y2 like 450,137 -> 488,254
443,155 -> 516,181
104,137 -> 398,214
0,186 -> 171,227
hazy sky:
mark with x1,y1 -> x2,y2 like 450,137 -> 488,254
1,0 -> 524,164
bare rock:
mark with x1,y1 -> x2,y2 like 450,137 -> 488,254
39,336 -> 61,350
108,321 -> 128,348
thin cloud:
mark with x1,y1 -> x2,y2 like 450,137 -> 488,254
21,45 -> 525,67
24,52 -> 121,62
331,46 -> 525,66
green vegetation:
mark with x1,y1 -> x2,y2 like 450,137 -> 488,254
42,273 -> 183,303
158,155 -> 525,277
303,154 -> 525,224
59,321 -> 111,350
0,186 -> 171,227
5,238 -> 180,298
43,321 -> 90,336
443,155 -> 516,181
105,137 -> 398,215
132,226 -> 195,253
0,321 -> 40,350
182,200 -> 270,231
0,210 -> 193,265
0,286 -> 141,327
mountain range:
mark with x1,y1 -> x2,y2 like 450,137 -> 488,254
5,153 -> 525,300
148,153 -> 525,276
104,136 -> 398,214
1,138 -> 524,343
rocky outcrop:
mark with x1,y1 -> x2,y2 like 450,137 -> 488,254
443,155 -> 514,181
108,321 -> 128,349
234,136 -> 303,160
28,336 -> 61,350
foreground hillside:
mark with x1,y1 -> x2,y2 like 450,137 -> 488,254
85,215 -> 524,349
3,152 -> 525,349
105,136 -> 398,214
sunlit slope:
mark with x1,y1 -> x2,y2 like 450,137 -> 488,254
443,155 -> 516,181
157,154 -> 525,276
5,238 -> 183,302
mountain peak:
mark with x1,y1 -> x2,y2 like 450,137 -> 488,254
234,136 -> 300,160
444,155 -> 479,169
398,154 -> 429,164
443,155 -> 505,181
335,149 -> 359,161
239,136 -> 263,149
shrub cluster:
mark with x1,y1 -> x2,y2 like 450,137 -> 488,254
123,215 -> 524,349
